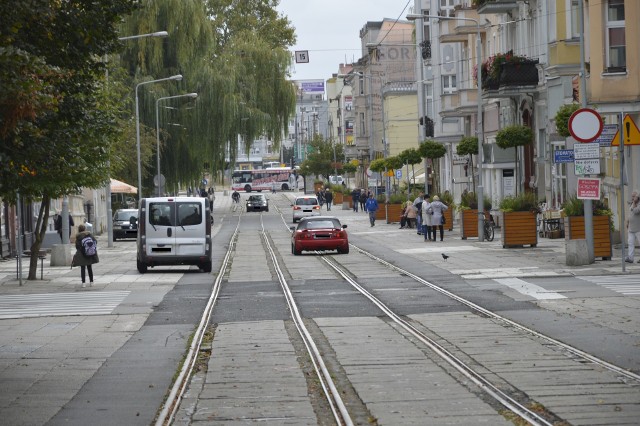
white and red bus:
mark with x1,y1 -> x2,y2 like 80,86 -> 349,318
231,168 -> 296,192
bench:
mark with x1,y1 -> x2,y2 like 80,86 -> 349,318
16,250 -> 47,280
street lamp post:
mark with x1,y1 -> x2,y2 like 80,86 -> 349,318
135,74 -> 183,200
155,93 -> 198,196
407,14 -> 484,241
104,30 -> 169,248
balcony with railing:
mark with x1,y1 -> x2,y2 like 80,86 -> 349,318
475,51 -> 539,93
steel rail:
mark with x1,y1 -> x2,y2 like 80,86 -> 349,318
155,219 -> 241,426
349,243 -> 640,384
262,216 -> 353,426
321,255 -> 554,426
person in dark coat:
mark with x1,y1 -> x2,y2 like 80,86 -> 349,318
351,188 -> 360,212
324,189 -> 333,211
72,224 -> 99,288
54,214 -> 74,243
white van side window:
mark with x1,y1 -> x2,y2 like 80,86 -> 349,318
179,203 -> 202,226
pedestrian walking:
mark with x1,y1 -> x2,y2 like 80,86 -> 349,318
359,189 -> 367,212
72,224 -> 99,288
351,188 -> 360,212
54,214 -> 74,243
626,190 -> 640,263
422,195 -> 432,240
427,195 -> 448,241
317,188 -> 325,209
413,192 -> 424,235
325,189 -> 333,211
365,193 -> 379,227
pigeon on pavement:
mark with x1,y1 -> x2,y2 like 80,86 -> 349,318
441,253 -> 449,261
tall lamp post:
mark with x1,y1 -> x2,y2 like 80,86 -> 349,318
135,74 -> 183,200
104,30 -> 168,248
155,93 -> 198,196
407,14 -> 485,241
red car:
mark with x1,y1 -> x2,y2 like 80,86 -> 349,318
290,216 -> 349,255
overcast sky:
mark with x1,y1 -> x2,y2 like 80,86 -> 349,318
275,0 -> 413,81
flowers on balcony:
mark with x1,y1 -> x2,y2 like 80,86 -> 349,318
473,50 -> 538,89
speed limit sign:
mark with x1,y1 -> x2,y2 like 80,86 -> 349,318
295,50 -> 309,63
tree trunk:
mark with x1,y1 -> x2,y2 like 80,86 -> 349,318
27,193 -> 50,280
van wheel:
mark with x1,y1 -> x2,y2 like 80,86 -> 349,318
244,185 -> 251,192
282,184 -> 289,191
137,259 -> 147,274
201,261 -> 212,273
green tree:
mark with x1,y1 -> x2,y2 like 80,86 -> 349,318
298,134 -> 344,180
456,136 -> 478,193
119,0 -> 297,192
0,0 -> 138,280
419,140 -> 447,195
554,104 -> 580,137
399,148 -> 423,193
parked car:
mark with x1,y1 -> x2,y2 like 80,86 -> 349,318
329,175 -> 344,185
290,216 -> 349,255
292,195 -> 321,222
246,194 -> 269,212
113,209 -> 139,240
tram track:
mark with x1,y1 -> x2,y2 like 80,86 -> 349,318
159,196 -> 640,425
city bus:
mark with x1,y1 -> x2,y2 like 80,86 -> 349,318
231,168 -> 297,192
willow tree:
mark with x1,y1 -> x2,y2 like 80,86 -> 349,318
118,0 -> 297,191
456,136 -> 478,193
419,140 -> 447,196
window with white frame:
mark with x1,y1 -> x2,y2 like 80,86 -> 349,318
358,75 -> 365,95
425,82 -> 434,119
605,0 -> 625,71
442,75 -> 457,94
359,112 -> 365,137
440,0 -> 455,17
569,0 -> 580,39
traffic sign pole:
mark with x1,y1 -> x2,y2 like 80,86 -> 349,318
619,112 -> 626,272
569,108 -> 603,264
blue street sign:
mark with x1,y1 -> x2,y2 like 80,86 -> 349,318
395,169 -> 402,179
554,149 -> 575,163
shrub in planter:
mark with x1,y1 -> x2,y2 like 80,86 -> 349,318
499,192 -> 540,248
562,195 -> 613,260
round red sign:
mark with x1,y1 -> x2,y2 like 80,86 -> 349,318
568,108 -> 603,143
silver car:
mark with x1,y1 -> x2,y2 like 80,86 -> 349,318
292,195 -> 321,223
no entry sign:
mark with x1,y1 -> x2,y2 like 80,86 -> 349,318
569,108 -> 603,143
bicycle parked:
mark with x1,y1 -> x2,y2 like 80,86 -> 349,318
483,212 -> 495,242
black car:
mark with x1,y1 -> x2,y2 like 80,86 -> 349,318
113,209 -> 138,240
246,194 -> 269,212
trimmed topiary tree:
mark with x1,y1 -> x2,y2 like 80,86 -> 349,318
554,104 -> 580,137
419,140 -> 447,195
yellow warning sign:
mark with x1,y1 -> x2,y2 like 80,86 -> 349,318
611,115 -> 640,146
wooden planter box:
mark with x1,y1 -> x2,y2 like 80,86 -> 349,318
385,204 -> 403,223
501,211 -> 538,248
564,215 -> 612,260
314,182 -> 324,193
460,209 -> 478,239
443,207 -> 453,231
333,192 -> 343,204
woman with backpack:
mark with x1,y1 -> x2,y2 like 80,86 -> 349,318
72,224 -> 99,287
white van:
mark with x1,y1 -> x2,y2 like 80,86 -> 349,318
136,197 -> 212,273
329,175 -> 344,185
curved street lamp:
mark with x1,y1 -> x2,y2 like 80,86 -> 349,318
135,74 -> 183,200
155,93 -> 198,196
406,14 -> 485,241
104,30 -> 169,248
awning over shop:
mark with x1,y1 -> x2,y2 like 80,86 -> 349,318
110,178 -> 137,194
